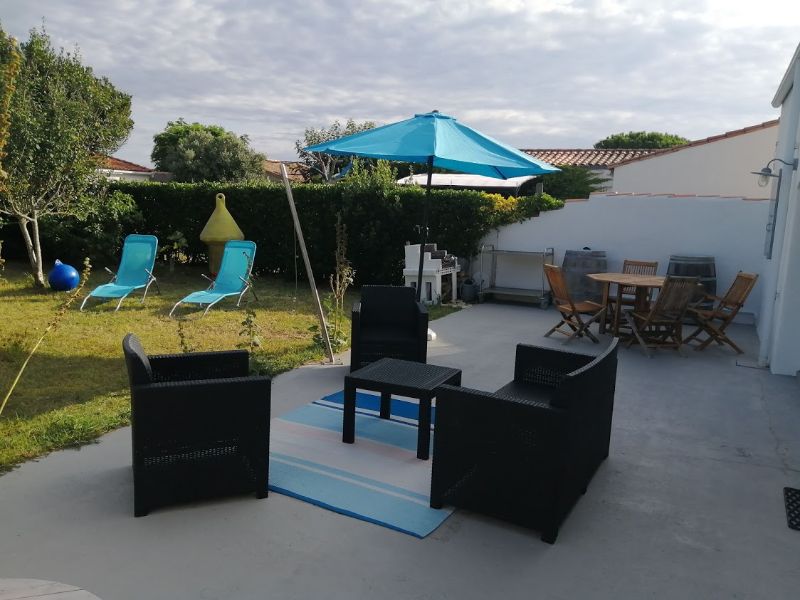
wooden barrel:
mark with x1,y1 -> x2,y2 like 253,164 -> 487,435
667,255 -> 716,309
562,250 -> 607,302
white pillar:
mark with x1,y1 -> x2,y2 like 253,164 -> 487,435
760,57 -> 800,375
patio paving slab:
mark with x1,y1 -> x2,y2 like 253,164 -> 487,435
0,303 -> 798,599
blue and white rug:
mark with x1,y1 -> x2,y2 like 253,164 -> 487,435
268,391 -> 452,538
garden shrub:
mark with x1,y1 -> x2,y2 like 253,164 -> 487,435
37,190 -> 144,266
48,180 -> 565,285
106,180 -> 563,284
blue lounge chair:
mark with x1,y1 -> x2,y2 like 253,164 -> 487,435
80,234 -> 159,312
170,240 -> 257,317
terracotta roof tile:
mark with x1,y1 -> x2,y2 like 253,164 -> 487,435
100,156 -> 153,172
521,148 -> 654,168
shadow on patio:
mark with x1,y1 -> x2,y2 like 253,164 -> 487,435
0,303 -> 798,599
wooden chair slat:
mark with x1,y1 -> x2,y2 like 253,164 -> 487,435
543,264 -> 606,344
624,275 -> 699,357
684,272 -> 758,354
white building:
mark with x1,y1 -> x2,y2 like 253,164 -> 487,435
97,156 -> 171,182
611,121 -> 779,197
757,43 -> 800,376
475,193 -> 768,319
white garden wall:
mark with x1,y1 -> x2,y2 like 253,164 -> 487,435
612,124 -> 778,198
474,193 -> 769,320
761,44 -> 800,376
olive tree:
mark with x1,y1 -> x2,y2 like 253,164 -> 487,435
0,30 -> 21,186
0,26 -> 132,286
295,119 -> 376,182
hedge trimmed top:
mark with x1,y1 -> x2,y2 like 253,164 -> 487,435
100,180 -> 563,284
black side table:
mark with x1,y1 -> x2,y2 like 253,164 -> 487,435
343,358 -> 462,460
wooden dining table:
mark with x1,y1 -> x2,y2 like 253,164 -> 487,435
586,272 -> 665,336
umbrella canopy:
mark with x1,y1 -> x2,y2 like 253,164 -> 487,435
304,111 -> 560,301
305,111 -> 559,180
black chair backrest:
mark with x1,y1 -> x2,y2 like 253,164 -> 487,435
552,338 -> 619,409
360,285 -> 417,328
122,333 -> 153,386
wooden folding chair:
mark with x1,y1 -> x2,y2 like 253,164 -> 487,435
607,259 -> 659,330
684,272 -> 758,354
620,259 -> 658,303
543,264 -> 605,343
624,276 -> 700,357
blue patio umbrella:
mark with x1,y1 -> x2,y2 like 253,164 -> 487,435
305,111 -> 559,300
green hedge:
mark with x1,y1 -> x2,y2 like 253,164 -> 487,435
1,180 -> 563,284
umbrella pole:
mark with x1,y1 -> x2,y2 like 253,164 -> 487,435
415,156 -> 434,302
280,164 -> 335,363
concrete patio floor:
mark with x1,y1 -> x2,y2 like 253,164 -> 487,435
1,303 -> 799,599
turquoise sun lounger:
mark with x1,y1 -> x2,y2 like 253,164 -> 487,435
169,240 -> 257,317
80,234 -> 159,311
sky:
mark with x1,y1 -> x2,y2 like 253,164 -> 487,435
2,0 -> 799,167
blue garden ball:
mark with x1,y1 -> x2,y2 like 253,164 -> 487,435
48,259 -> 80,291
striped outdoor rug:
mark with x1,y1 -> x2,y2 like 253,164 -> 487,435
268,391 -> 452,538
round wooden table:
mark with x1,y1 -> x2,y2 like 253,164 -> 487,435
0,579 -> 101,599
586,273 -> 665,336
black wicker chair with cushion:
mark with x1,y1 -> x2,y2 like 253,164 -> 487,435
350,285 -> 428,372
430,338 -> 619,544
123,333 -> 271,517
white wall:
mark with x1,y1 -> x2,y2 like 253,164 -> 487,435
474,193 -> 769,319
761,48 -> 800,376
612,125 -> 778,198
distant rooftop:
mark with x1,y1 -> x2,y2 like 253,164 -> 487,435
397,173 -> 535,189
263,159 -> 304,182
100,156 -> 153,173
521,148 -> 654,169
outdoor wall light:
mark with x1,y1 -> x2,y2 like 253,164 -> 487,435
753,157 -> 799,259
752,157 -> 799,187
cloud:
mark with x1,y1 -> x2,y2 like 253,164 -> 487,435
2,0 -> 797,166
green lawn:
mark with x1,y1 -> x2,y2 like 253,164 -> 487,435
0,261 -> 458,472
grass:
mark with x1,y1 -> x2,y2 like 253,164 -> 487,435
0,260 -> 459,473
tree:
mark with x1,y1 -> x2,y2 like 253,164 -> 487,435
0,30 -> 21,188
0,26 -> 133,286
594,131 -> 689,149
295,119 -> 376,182
538,166 -> 608,200
151,119 -> 266,182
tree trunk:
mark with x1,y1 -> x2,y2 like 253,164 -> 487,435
17,215 -> 46,287
31,213 -> 45,285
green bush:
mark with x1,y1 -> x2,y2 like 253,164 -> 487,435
38,190 -> 144,266
103,180 -> 563,284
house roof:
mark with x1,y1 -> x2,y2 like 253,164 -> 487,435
773,42 -> 800,107
100,156 -> 153,172
397,173 -> 535,189
521,148 -> 654,169
263,159 -> 304,182
611,119 -> 780,169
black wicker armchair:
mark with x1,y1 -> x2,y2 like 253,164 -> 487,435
350,285 -> 428,372
430,339 -> 619,543
123,333 -> 271,517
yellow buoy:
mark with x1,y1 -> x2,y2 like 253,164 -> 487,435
199,193 -> 245,276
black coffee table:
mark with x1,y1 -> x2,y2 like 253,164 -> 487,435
343,358 -> 462,460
